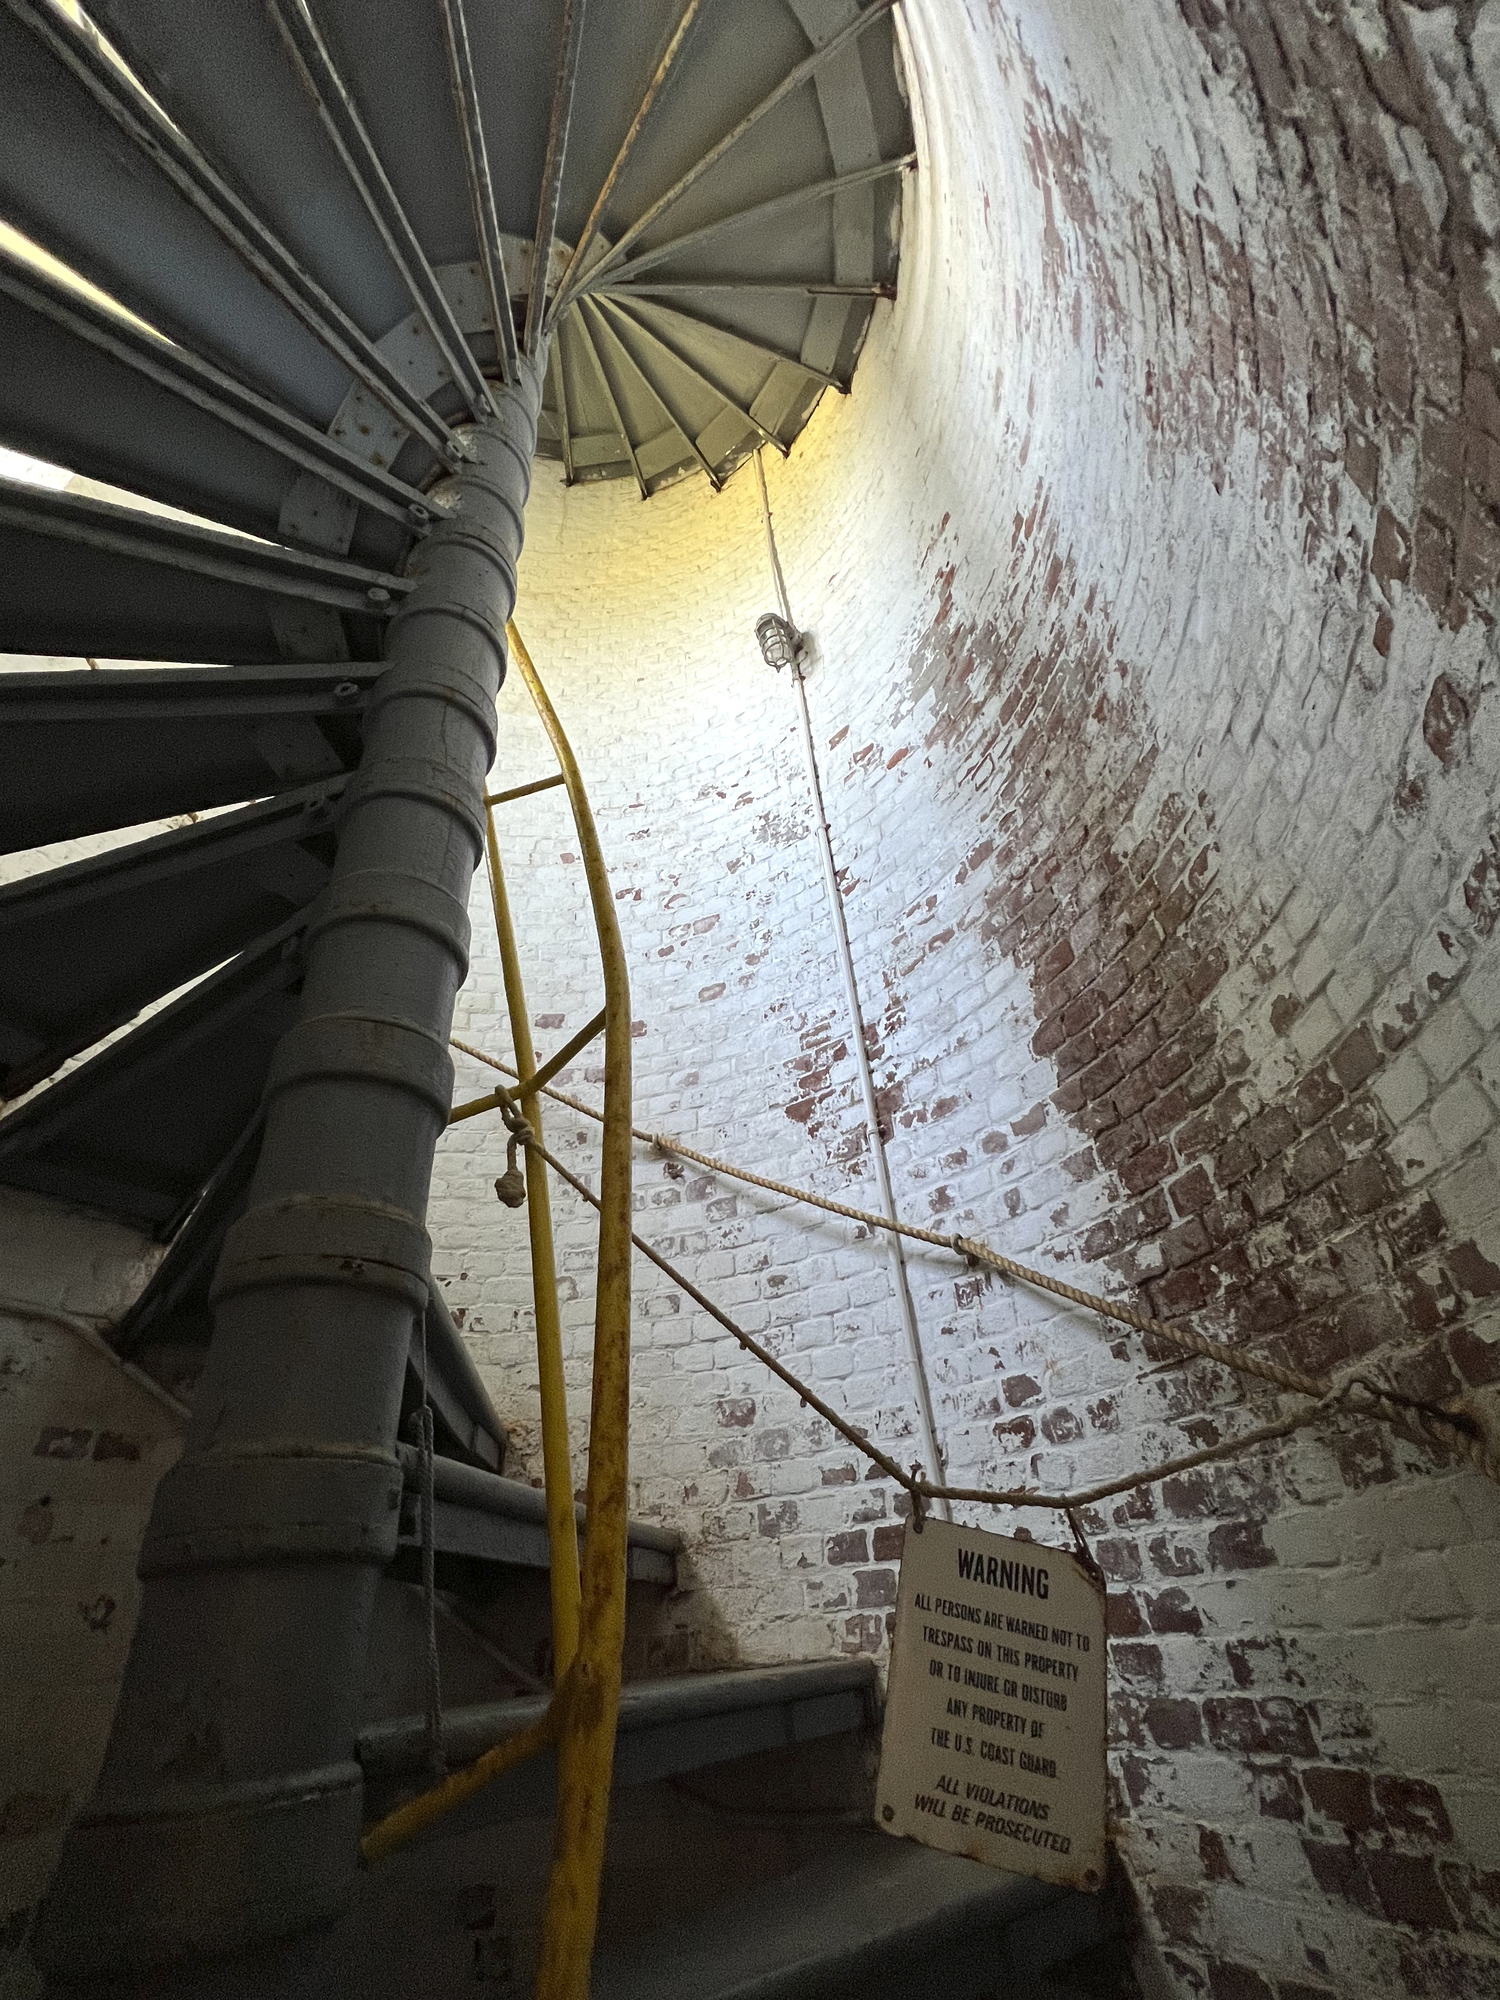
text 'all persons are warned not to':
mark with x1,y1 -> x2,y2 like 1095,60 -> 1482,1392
875,1518 -> 1107,1891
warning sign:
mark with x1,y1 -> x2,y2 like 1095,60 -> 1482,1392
875,1518 -> 1107,1890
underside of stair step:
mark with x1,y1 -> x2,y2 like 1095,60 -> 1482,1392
0,778 -> 343,1099
0,910 -> 307,1228
0,663 -> 379,853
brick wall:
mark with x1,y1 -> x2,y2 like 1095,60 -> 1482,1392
434,3 -> 1500,1993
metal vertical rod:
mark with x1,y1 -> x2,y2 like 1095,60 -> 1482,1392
606,295 -> 789,456
577,298 -> 648,499
269,0 -> 497,420
755,453 -> 950,1519
594,296 -> 722,489
33,359 -> 547,1984
439,0 -> 520,380
549,337 -> 576,485
526,0 -> 587,356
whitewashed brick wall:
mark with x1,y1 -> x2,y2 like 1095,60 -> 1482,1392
433,4 -> 1500,1994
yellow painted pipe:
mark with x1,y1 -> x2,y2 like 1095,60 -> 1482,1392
448,1007 -> 607,1125
359,1702 -> 561,1864
507,621 -> 633,2000
486,771 -> 566,807
486,804 -> 583,1680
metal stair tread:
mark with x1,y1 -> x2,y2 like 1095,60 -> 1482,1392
358,1657 -> 876,1783
592,1831 -> 1070,2000
394,1443 -> 680,1553
391,1446 -> 673,1581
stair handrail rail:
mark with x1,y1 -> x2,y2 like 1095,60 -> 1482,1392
484,776 -> 583,1678
508,621 -> 634,2000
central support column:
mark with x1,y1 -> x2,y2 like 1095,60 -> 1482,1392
36,359 -> 545,1982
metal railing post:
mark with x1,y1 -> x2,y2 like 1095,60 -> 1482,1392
485,805 -> 583,1676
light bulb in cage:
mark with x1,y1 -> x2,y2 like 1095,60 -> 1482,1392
755,612 -> 802,672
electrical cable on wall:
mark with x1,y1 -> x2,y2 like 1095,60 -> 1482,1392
753,447 -> 951,1517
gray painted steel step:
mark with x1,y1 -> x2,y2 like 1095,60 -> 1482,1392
0,478 -> 403,664
391,1442 -> 679,1583
111,1153 -> 507,1472
0,913 -> 305,1230
88,0 -> 419,367
593,1831 -> 1116,2000
359,1659 -> 876,1833
0,1 -> 356,425
0,245 -> 418,567
399,1290 -> 510,1477
0,779 -> 341,1098
0,663 -> 377,854
115,1176 -> 508,1475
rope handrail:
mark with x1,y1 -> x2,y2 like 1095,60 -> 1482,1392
366,714 -> 1497,1913
504,1109 -> 1351,1513
448,1035 -> 1499,1491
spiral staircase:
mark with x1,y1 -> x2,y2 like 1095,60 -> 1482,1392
0,3 -> 1131,1993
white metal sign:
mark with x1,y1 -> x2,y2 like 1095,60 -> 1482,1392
875,1518 -> 1107,1890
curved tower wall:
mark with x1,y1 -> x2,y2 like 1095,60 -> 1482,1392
438,4 -> 1500,1993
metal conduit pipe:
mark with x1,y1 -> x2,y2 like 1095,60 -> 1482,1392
755,453 -> 951,1522
34,357 -> 547,1985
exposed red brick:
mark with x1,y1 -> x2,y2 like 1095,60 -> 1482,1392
1365,1850 -> 1455,1931
1206,1518 -> 1276,1572
825,1531 -> 868,1565
1254,1765 -> 1304,1822
855,1567 -> 897,1608
1106,1591 -> 1148,1639
1150,1881 -> 1207,1946
1203,1697 -> 1316,1759
1121,1139 -> 1176,1195
1145,1587 -> 1203,1635
1146,1697 -> 1204,1749
1169,1163 -> 1215,1217
1448,1239 -> 1500,1300
1373,1775 -> 1454,1844
1303,1766 -> 1379,1832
